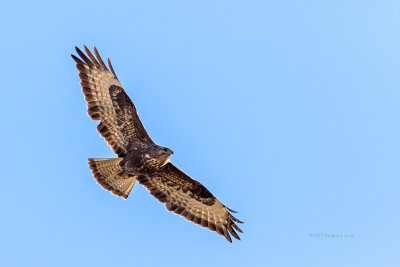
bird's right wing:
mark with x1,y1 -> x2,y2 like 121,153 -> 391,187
72,45 -> 154,157
137,163 -> 243,242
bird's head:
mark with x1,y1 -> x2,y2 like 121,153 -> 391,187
144,145 -> 174,168
159,146 -> 174,156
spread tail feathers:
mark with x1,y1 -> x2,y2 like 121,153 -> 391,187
88,158 -> 136,199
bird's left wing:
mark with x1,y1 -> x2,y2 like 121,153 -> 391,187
137,163 -> 243,242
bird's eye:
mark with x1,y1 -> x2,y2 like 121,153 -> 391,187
163,148 -> 168,152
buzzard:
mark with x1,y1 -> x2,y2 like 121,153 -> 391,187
72,45 -> 243,242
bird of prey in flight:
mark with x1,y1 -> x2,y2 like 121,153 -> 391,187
71,45 -> 243,242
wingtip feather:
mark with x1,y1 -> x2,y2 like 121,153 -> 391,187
227,224 -> 240,240
223,227 -> 232,243
75,46 -> 93,66
93,45 -> 107,69
225,206 -> 238,213
83,45 -> 100,66
107,57 -> 118,79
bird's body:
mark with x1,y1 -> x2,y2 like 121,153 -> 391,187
122,142 -> 173,176
72,45 -> 243,242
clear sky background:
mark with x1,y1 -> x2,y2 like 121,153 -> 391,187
1,1 -> 400,266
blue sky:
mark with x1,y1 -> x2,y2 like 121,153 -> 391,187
1,0 -> 400,266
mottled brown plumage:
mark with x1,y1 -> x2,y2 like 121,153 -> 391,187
72,45 -> 243,242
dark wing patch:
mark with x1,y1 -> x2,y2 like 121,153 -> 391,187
108,85 -> 154,144
72,45 -> 154,157
137,163 -> 243,243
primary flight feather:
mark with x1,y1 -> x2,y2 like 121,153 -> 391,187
72,45 -> 243,242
